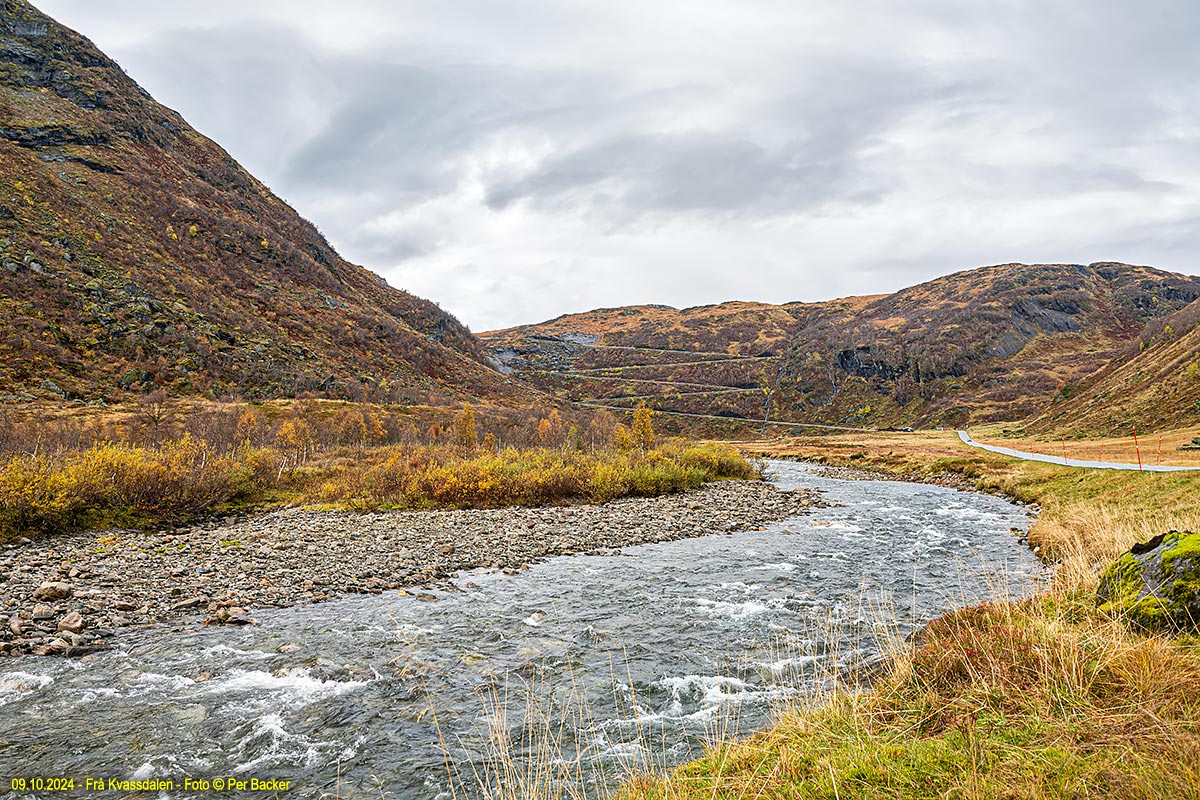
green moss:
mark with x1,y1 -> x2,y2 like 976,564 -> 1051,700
1161,531 -> 1200,567
1099,532 -> 1200,630
1097,552 -> 1144,613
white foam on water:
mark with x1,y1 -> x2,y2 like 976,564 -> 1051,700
203,667 -> 368,708
231,713 -> 324,773
395,622 -> 440,637
761,655 -> 821,675
200,644 -> 274,659
132,672 -> 196,692
757,562 -> 799,572
129,754 -> 177,781
74,687 -> 121,705
0,671 -> 54,705
689,598 -> 769,621
594,739 -> 651,762
657,674 -> 749,708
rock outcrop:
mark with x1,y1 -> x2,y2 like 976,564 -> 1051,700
1097,531 -> 1200,629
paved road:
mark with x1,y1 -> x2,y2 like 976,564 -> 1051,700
957,431 -> 1200,473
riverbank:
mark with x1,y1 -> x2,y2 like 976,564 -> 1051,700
0,480 -> 821,657
618,431 -> 1200,800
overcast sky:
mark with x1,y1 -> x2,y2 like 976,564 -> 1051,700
36,0 -> 1200,331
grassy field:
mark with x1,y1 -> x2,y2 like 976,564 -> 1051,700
619,429 -> 1200,800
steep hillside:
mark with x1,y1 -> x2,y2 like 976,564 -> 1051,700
1026,296 -> 1200,435
484,263 -> 1200,430
0,0 -> 520,403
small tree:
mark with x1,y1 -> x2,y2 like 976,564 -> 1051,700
454,403 -> 478,449
235,408 -> 262,446
134,389 -> 175,447
275,418 -> 313,475
614,423 -> 634,450
632,403 -> 655,450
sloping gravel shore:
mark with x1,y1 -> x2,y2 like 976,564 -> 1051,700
0,480 -> 821,657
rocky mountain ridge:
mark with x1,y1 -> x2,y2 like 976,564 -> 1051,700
0,0 -> 523,404
484,262 -> 1200,432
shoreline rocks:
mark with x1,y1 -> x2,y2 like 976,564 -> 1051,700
0,480 -> 822,657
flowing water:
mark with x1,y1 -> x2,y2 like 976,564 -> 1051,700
0,462 -> 1044,798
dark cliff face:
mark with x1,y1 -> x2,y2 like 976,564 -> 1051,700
774,262 -> 1200,424
0,0 -> 510,402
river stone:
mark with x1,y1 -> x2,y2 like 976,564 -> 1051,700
34,581 -> 72,600
57,611 -> 85,633
1097,531 -> 1200,629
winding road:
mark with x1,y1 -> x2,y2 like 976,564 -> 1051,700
957,430 -> 1200,472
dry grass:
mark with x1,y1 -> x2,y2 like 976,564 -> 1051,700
622,601 -> 1200,800
609,429 -> 1200,799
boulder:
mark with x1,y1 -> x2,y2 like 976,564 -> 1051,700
57,611 -> 85,633
34,581 -> 72,600
1097,531 -> 1200,629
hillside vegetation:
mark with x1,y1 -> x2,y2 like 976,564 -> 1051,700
485,263 -> 1200,433
0,0 -> 522,404
1027,297 -> 1200,436
0,399 -> 752,538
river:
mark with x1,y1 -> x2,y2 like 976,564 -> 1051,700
0,461 -> 1044,798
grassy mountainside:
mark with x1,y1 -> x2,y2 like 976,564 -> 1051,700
1026,297 -> 1200,436
484,263 -> 1200,431
0,0 -> 522,404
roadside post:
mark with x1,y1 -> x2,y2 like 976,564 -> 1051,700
1132,423 -> 1143,472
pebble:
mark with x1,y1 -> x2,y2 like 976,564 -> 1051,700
57,611 -> 85,633
0,480 -> 822,657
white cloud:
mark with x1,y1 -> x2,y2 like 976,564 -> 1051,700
34,0 -> 1200,329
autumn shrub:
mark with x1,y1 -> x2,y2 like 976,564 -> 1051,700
0,436 -> 259,537
0,424 -> 758,535
315,442 -> 757,510
672,441 -> 759,480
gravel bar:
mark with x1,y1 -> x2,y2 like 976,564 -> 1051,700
0,480 -> 822,657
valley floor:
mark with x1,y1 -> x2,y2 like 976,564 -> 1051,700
620,429 -> 1200,800
0,480 -> 820,657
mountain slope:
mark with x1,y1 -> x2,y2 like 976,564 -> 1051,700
0,0 -> 519,403
484,263 -> 1200,430
1026,296 -> 1200,435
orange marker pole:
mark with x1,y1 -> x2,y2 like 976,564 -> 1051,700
1062,435 -> 1068,465
1158,435 -> 1163,466
1132,423 -> 1143,472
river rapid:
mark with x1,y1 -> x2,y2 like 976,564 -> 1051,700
0,461 -> 1044,798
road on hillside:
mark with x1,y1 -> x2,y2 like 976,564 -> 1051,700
957,431 -> 1200,472
585,403 -> 874,432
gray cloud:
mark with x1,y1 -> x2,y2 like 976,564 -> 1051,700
33,0 -> 1200,329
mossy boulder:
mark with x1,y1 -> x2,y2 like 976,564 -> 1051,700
1097,531 -> 1200,630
